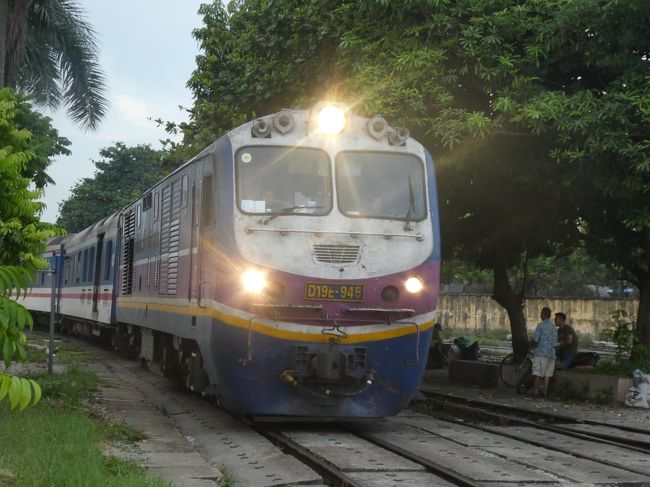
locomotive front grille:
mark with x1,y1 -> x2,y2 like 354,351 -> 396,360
313,244 -> 360,264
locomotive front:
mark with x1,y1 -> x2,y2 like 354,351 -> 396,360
206,103 -> 440,417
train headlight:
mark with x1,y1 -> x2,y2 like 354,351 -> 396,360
316,105 -> 346,135
242,269 -> 266,294
405,277 -> 424,294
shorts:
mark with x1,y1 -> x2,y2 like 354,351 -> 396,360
532,356 -> 556,378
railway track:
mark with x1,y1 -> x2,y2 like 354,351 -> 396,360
418,389 -> 650,451
255,422 -> 483,487
59,336 -> 650,486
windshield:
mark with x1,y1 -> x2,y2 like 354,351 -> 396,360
237,147 -> 332,215
336,152 -> 427,220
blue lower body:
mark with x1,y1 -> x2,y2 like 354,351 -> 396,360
202,319 -> 432,417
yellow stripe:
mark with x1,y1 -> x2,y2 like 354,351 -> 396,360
117,299 -> 433,344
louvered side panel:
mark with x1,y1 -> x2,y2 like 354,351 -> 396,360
121,210 -> 136,295
158,185 -> 171,295
166,179 -> 181,295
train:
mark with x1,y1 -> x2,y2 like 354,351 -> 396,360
23,102 -> 441,417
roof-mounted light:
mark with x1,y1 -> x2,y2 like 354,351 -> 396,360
273,110 -> 295,134
251,118 -> 271,138
367,116 -> 389,140
311,103 -> 347,136
388,127 -> 410,146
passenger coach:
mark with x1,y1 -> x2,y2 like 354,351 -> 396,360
26,103 -> 441,417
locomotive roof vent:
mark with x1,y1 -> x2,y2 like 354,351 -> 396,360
313,243 -> 360,264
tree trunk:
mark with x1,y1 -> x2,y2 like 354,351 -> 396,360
635,234 -> 650,353
5,0 -> 31,88
0,0 -> 8,87
492,258 -> 528,360
636,271 -> 650,350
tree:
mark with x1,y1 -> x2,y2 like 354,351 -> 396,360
0,88 -> 66,408
334,1 -> 590,357
175,0 -> 342,164
502,0 -> 650,349
184,0 -> 650,355
0,0 -> 108,131
57,143 -> 166,233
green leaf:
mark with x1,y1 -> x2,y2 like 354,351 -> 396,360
8,376 -> 21,410
0,374 -> 10,401
30,379 -> 41,406
18,378 -> 32,410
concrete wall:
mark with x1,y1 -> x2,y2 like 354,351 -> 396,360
436,294 -> 638,335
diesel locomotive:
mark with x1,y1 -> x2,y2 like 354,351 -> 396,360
24,103 -> 441,417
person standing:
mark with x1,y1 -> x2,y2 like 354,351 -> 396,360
555,312 -> 578,369
530,307 -> 558,396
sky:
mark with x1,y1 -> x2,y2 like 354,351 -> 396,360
41,0 -> 205,223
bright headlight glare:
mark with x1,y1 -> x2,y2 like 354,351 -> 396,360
242,269 -> 266,294
405,277 -> 424,294
316,105 -> 346,135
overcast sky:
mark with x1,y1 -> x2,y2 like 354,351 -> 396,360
40,0 -> 205,223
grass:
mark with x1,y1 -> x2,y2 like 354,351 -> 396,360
24,330 -> 95,366
0,368 -> 169,487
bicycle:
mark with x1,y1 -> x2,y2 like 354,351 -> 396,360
499,352 -> 534,392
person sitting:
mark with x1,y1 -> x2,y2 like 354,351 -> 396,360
555,312 -> 578,369
428,323 -> 448,369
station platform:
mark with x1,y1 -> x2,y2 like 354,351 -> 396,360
420,368 -> 650,431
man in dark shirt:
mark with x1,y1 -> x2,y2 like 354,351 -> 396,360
555,312 -> 578,369
428,323 -> 448,368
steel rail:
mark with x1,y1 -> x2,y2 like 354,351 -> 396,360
253,425 -> 364,487
410,406 -> 650,477
421,389 -> 650,436
421,395 -> 650,454
341,423 -> 485,487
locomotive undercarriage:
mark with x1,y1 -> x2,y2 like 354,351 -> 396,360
33,312 -> 212,396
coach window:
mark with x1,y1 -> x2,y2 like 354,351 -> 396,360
181,174 -> 189,208
75,252 -> 81,282
136,204 -> 142,228
64,256 -> 70,284
104,240 -> 113,281
201,175 -> 213,226
87,247 -> 95,282
82,249 -> 88,283
236,147 -> 331,216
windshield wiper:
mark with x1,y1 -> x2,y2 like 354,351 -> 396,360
262,205 -> 324,225
403,175 -> 415,231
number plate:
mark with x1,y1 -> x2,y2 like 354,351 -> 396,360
304,283 -> 365,302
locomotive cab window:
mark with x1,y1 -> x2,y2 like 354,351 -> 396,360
202,175 -> 213,226
237,147 -> 331,216
336,152 -> 427,221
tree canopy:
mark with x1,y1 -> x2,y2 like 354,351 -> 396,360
180,0 -> 650,352
0,0 -> 108,131
0,88 -> 65,408
57,143 -> 166,233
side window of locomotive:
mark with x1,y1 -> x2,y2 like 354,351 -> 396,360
181,174 -> 189,209
153,191 -> 159,221
136,204 -> 142,228
104,240 -> 113,281
336,151 -> 427,221
201,175 -> 213,226
236,147 -> 331,215
143,192 -> 152,211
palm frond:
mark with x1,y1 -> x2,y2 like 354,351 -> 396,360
16,0 -> 108,131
